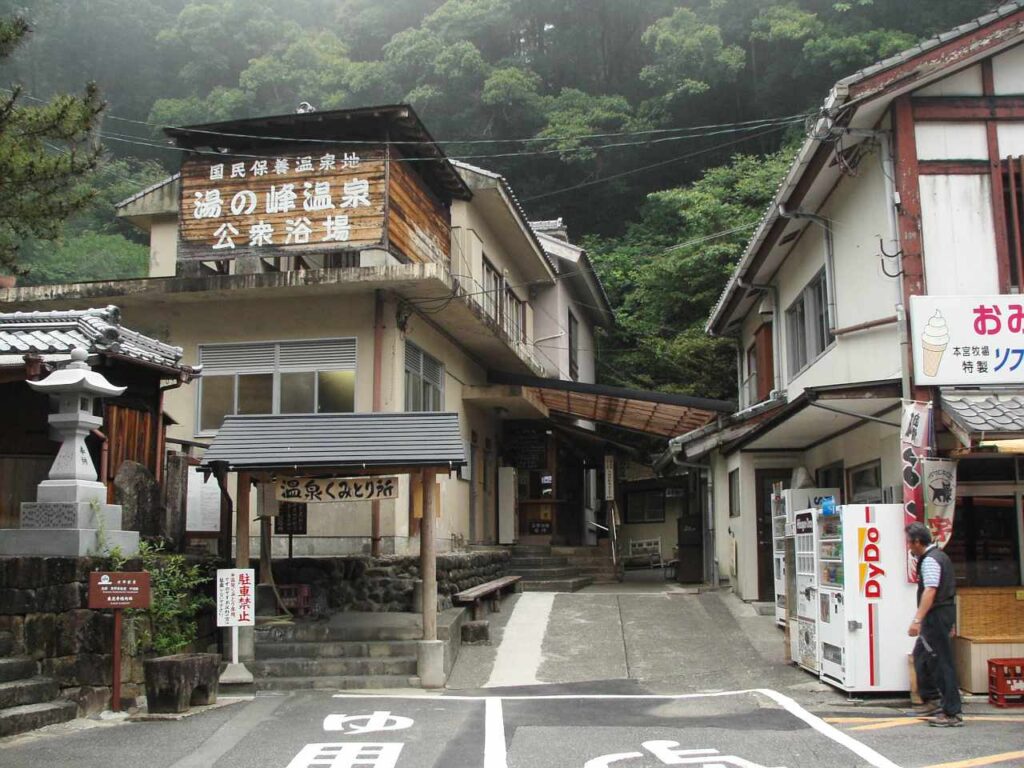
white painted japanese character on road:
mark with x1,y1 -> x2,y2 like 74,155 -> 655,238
249,220 -> 274,247
286,743 -> 402,768
267,183 -> 298,214
212,222 -> 239,250
340,178 -> 370,208
584,742 -> 786,768
230,190 -> 257,216
323,215 -> 351,242
193,190 -> 223,219
322,711 -> 413,735
303,181 -> 334,212
285,216 -> 314,244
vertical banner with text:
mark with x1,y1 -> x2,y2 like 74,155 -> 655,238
922,458 -> 957,549
900,400 -> 933,581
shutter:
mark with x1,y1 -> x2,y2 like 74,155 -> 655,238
405,341 -> 422,374
422,352 -> 444,389
278,339 -> 356,370
200,343 -> 275,374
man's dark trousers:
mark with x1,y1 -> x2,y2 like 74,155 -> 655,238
913,603 -> 962,716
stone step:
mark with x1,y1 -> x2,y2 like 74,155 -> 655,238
254,675 -> 420,692
0,678 -> 60,710
551,546 -> 611,556
508,545 -> 551,556
248,656 -> 418,679
507,556 -> 569,568
0,632 -> 13,658
508,566 -> 582,580
255,622 -> 421,645
0,700 -> 78,738
255,641 -> 419,660
521,576 -> 593,592
0,658 -> 36,684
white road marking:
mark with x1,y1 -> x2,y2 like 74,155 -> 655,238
484,697 -> 508,768
331,689 -> 903,768
484,592 -> 555,688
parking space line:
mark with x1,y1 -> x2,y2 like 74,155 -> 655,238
484,697 -> 507,768
485,592 -> 555,688
921,751 -> 1024,768
848,718 -> 922,731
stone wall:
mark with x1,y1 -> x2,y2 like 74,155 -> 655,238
271,550 -> 510,613
0,556 -> 148,714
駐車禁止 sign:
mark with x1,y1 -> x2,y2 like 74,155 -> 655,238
910,295 -> 1024,385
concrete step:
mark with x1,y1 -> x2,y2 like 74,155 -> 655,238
0,700 -> 77,738
0,631 -> 13,658
508,545 -> 551,556
0,658 -> 36,684
255,621 -> 421,645
254,675 -> 420,692
508,566 -> 583,580
249,656 -> 418,679
521,576 -> 593,592
0,678 -> 60,710
508,556 -> 569,568
255,640 -> 419,660
551,546 -> 611,557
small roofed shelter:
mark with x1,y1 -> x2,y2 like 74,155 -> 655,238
199,411 -> 465,650
0,306 -> 199,532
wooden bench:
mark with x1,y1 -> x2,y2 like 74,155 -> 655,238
453,575 -> 521,620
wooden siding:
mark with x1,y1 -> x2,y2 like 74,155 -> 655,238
105,404 -> 162,489
178,146 -> 386,262
387,151 -> 450,265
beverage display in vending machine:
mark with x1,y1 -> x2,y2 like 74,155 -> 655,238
772,488 -> 838,627
791,510 -> 820,672
816,504 -> 917,692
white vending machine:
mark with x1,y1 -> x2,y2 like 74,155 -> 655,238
791,510 -> 820,672
773,488 -> 838,627
816,504 -> 917,692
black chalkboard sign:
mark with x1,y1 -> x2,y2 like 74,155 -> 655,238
275,502 -> 308,535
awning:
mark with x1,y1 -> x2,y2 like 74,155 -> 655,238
200,412 -> 465,472
941,390 -> 1024,447
487,373 -> 735,438
723,380 -> 902,454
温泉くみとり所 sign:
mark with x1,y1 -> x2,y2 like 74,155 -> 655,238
910,295 -> 1024,385
275,476 -> 398,503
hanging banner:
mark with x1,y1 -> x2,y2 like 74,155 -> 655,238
901,400 -> 933,581
922,458 -> 957,549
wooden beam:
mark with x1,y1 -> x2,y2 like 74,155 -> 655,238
918,160 -> 989,175
420,468 -> 437,642
982,60 -> 1013,292
235,471 -> 251,568
913,95 -> 1024,121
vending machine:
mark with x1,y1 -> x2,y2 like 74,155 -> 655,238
816,504 -> 917,692
791,510 -> 820,672
772,488 -> 838,627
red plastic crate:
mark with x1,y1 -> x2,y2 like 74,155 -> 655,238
988,658 -> 1024,708
278,584 -> 313,617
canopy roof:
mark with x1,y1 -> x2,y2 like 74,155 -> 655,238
941,390 -> 1024,447
201,411 -> 465,472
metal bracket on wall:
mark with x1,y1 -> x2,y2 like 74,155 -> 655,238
878,237 -> 904,278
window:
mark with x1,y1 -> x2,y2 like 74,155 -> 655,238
742,343 -> 757,408
405,341 -> 444,412
198,339 -> 356,433
482,258 -> 501,320
786,270 -> 833,377
504,288 -> 526,343
568,311 -> 579,381
729,469 -> 740,517
847,460 -> 882,503
625,490 -> 665,523
816,461 -> 844,502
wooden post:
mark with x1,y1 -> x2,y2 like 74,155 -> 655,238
421,468 -> 437,642
111,608 -> 122,712
236,472 -> 250,569
260,516 -> 273,583
371,290 -> 385,556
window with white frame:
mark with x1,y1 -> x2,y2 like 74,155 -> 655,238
504,287 -> 525,343
742,343 -> 757,407
405,341 -> 444,412
568,310 -> 579,381
482,258 -> 501,320
198,339 -> 356,433
786,270 -> 833,377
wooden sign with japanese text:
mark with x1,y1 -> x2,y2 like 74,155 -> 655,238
179,146 -> 386,261
216,568 -> 255,627
88,572 -> 151,610
275,502 -> 308,535
275,476 -> 398,503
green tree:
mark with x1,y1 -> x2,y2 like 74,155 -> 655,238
0,17 -> 104,275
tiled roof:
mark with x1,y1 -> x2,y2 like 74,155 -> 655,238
530,218 -> 565,232
941,392 -> 1024,437
0,305 -> 198,379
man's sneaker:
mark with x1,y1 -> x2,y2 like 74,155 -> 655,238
928,713 -> 964,727
911,700 -> 942,716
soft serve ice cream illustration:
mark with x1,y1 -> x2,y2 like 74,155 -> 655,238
921,310 -> 949,377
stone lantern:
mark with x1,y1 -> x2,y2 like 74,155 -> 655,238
0,348 -> 140,557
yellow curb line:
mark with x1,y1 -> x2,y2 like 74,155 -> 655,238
921,751 -> 1024,768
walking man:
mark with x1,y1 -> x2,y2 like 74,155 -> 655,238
906,521 -> 963,727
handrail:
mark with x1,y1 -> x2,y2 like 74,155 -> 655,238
587,520 -> 609,532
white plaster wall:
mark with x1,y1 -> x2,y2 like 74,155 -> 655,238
772,149 -> 901,398
619,496 -> 682,562
920,174 -> 1000,296
914,65 -> 984,97
914,123 -> 988,161
803,419 -> 902,503
993,43 -> 1024,95
995,122 -> 1024,156
450,200 -> 532,314
149,218 -> 178,277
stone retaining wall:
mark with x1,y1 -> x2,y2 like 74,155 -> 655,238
271,550 -> 510,612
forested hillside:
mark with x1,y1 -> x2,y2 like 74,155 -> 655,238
0,0 -> 997,398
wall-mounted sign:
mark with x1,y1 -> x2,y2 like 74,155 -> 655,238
88,572 -> 151,610
275,475 -> 398,503
604,454 -> 615,501
216,568 -> 255,627
910,295 -> 1024,385
275,502 -> 308,535
179,147 -> 386,261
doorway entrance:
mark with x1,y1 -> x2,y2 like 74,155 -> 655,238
755,469 -> 791,602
